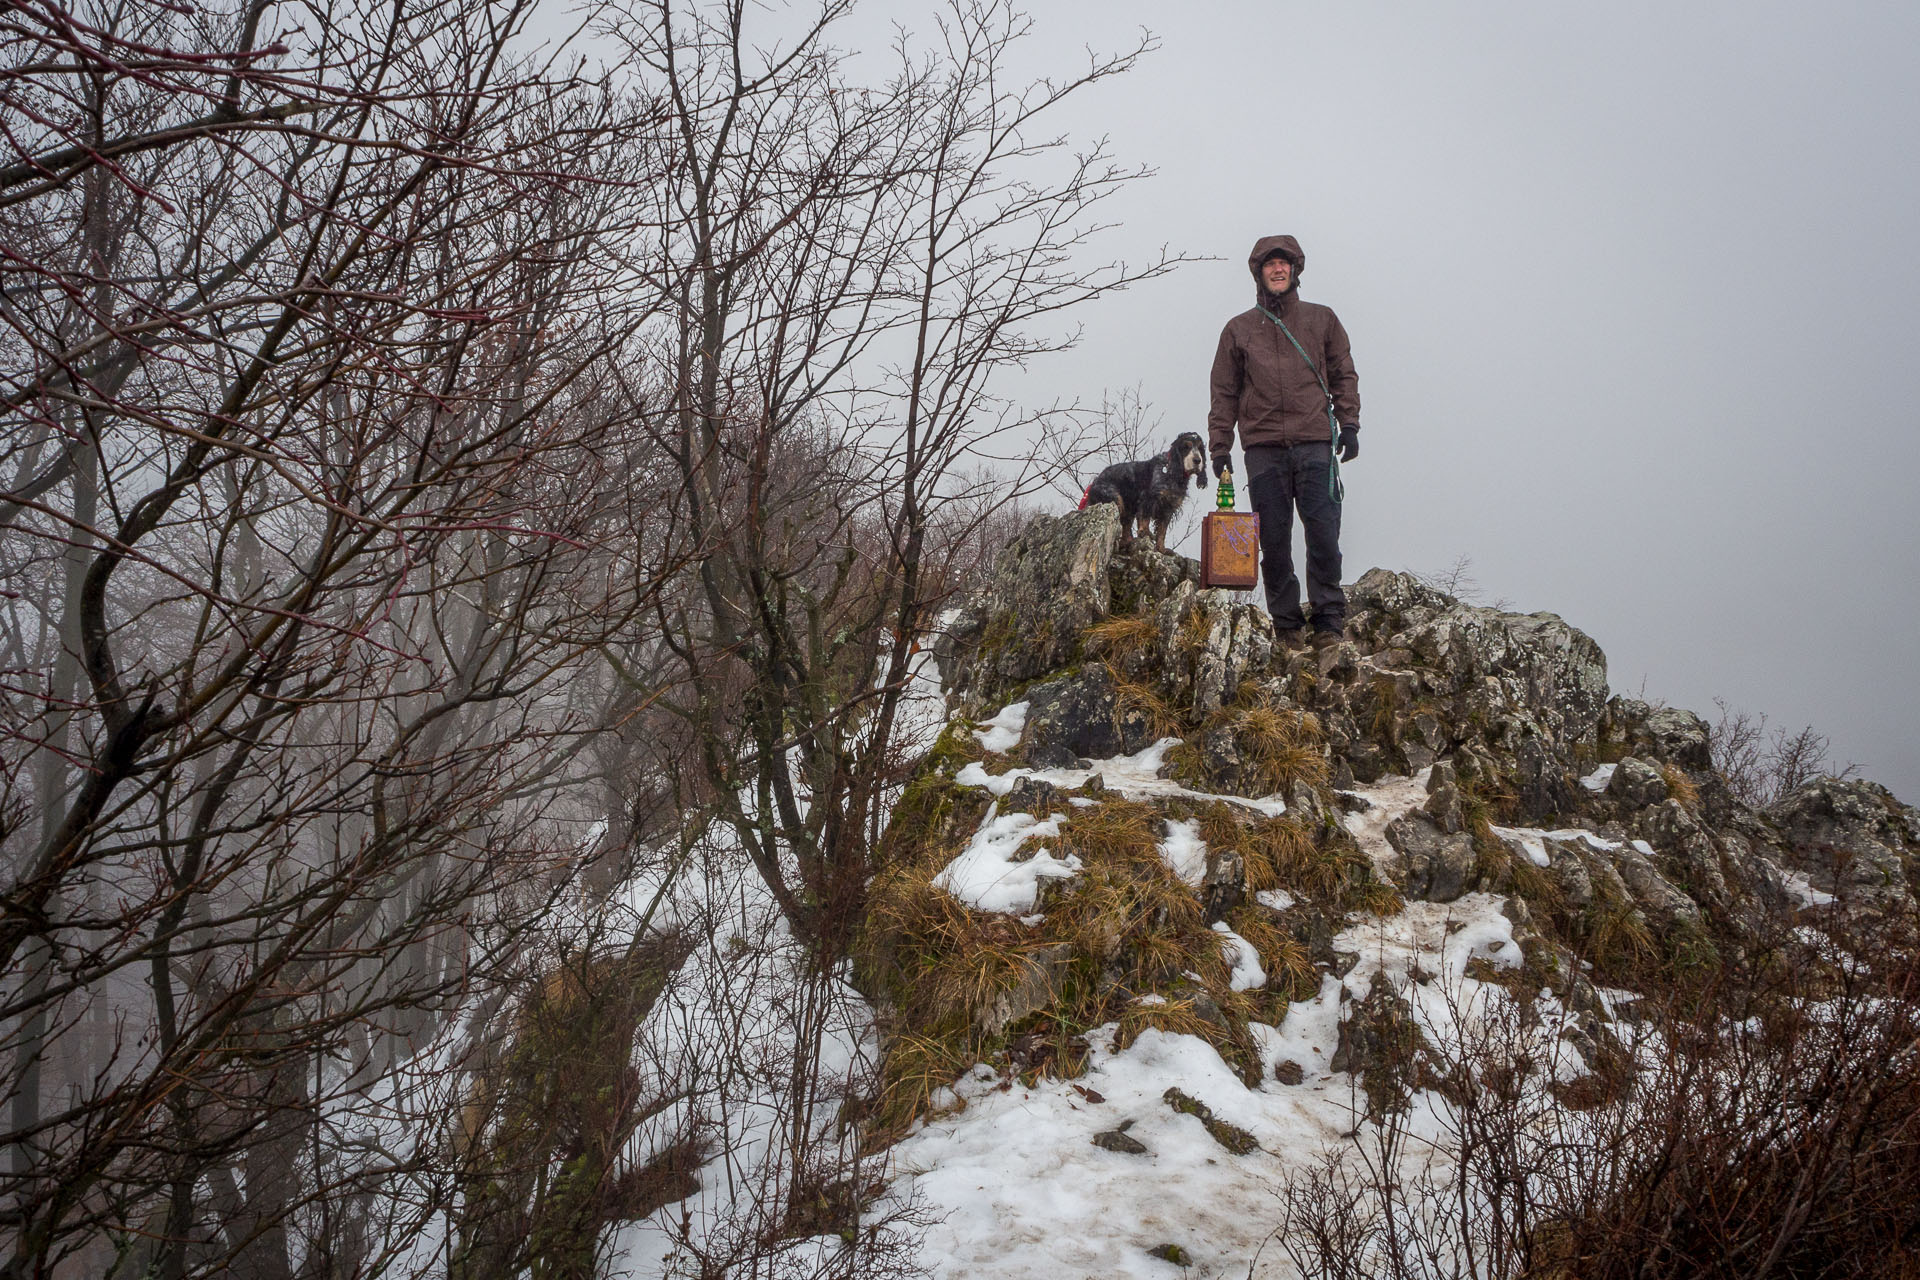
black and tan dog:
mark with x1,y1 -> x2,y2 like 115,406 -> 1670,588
1080,431 -> 1208,553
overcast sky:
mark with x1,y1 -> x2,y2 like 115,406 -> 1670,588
894,0 -> 1920,799
542,0 -> 1918,798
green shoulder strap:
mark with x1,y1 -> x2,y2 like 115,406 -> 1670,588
1257,305 -> 1344,504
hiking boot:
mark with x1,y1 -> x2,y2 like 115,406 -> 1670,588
1275,627 -> 1307,650
1311,628 -> 1344,651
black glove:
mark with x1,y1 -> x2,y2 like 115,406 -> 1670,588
1212,452 -> 1231,478
1337,425 -> 1359,463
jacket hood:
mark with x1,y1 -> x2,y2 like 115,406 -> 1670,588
1249,234 -> 1304,307
1248,234 -> 1304,279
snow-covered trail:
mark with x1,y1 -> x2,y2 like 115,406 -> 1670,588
886,893 -> 1531,1279
881,765 -> 1564,1280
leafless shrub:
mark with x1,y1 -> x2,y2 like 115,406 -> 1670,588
1409,555 -> 1512,610
1036,382 -> 1168,505
1711,698 -> 1861,807
1276,919 -> 1920,1280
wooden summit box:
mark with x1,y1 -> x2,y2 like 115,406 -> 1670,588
1200,510 -> 1260,589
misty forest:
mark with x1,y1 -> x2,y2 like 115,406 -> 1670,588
4,2 -> 1918,1279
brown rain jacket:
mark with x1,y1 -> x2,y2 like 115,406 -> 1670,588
1207,235 -> 1360,462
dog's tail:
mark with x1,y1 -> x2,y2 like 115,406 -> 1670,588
1077,484 -> 1091,511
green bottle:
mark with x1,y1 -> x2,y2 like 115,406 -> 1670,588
1216,468 -> 1235,510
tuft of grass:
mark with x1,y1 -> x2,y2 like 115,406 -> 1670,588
874,1032 -> 976,1134
1344,869 -> 1407,917
1227,905 -> 1317,1000
1116,996 -> 1216,1047
1059,797 -> 1161,864
1247,815 -> 1318,888
1109,669 -> 1185,740
1222,695 -> 1328,797
1661,763 -> 1700,811
1083,614 -> 1160,664
1581,897 -> 1657,980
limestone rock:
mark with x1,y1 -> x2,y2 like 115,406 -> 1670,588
1201,846 -> 1247,922
1601,699 -> 1713,772
1107,543 -> 1201,617
1021,666 -> 1153,768
1161,1087 -> 1260,1155
1091,1124 -> 1149,1155
1002,775 -> 1060,817
1768,776 -> 1919,912
1155,584 -> 1274,721
1307,570 -> 1608,819
976,944 -> 1073,1037
943,506 -> 1119,710
1387,811 -> 1477,902
1330,984 -> 1426,1119
1606,757 -> 1670,811
1610,842 -> 1705,932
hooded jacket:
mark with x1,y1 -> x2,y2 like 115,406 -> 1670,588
1207,235 -> 1360,461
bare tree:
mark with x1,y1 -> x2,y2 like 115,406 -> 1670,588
3,0 -> 1184,1270
612,0 -> 1177,957
0,1 -> 698,1274
1709,698 -> 1859,808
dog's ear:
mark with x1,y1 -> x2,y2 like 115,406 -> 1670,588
1193,470 -> 1205,490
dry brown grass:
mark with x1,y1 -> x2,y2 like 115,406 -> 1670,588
1227,905 -> 1317,998
1234,704 -> 1328,790
1346,875 -> 1407,917
874,1032 -> 976,1132
1108,670 -> 1185,740
1083,614 -> 1160,663
865,862 -> 1035,1022
1058,797 -> 1160,863
1582,896 -> 1657,981
1115,995 -> 1218,1047
1660,763 -> 1700,810
1247,816 -> 1319,889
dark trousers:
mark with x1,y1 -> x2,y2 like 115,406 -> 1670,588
1245,442 -> 1344,633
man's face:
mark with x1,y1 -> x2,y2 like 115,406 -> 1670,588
1261,256 -> 1293,293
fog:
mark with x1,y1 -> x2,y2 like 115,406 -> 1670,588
852,0 -> 1920,797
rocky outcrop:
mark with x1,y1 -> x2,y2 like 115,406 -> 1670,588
1299,568 -> 1610,812
888,507 -> 1915,1139
1769,777 -> 1920,914
938,504 -> 1120,711
1021,667 -> 1157,767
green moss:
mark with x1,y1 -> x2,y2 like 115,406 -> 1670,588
1162,1087 -> 1261,1154
879,722 -> 989,867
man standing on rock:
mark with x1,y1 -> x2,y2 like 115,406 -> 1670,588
1208,235 -> 1361,649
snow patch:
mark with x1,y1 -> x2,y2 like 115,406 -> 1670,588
1491,824 -> 1624,868
1780,868 -> 1836,908
932,806 -> 1075,914
954,737 -> 1286,815
974,700 -> 1029,753
1341,768 -> 1433,875
885,890 -> 1591,1279
1212,922 -> 1267,991
1158,818 -> 1208,887
1580,762 -> 1617,792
